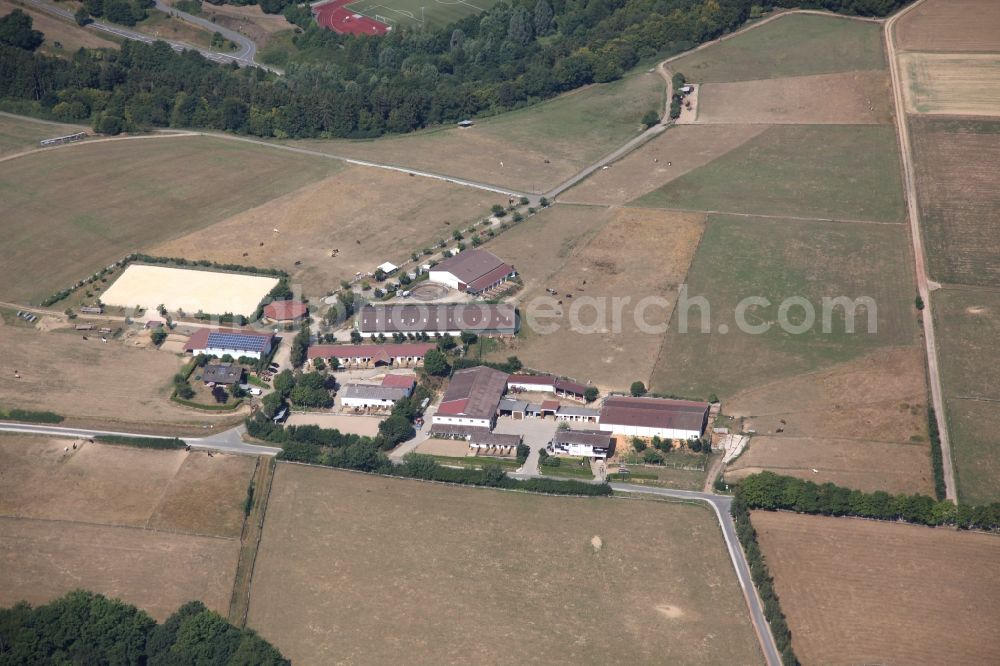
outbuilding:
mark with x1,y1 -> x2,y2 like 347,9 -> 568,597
432,365 -> 509,429
549,429 -> 614,459
428,249 -> 515,294
341,383 -> 409,409
598,396 -> 709,441
308,342 -> 437,367
263,300 -> 308,323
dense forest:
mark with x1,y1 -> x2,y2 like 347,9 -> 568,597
0,0 -> 910,138
0,591 -> 287,665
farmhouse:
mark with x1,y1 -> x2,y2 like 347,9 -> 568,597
428,249 -> 516,294
341,384 -> 410,409
357,304 -> 517,338
307,342 -> 436,367
549,429 -> 614,459
598,396 -> 709,441
201,363 -> 243,385
263,300 -> 308,323
432,366 -> 509,429
185,328 -> 274,360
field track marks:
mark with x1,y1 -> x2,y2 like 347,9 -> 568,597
886,0 -> 956,500
0,131 -> 199,164
624,205 -> 905,226
228,457 -> 275,627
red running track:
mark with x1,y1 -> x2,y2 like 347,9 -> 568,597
314,0 -> 391,36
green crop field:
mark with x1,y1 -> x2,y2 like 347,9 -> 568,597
345,0 -> 500,30
0,135 -> 342,303
650,215 -> 918,399
932,287 -> 1000,504
632,124 -> 905,223
669,12 -> 886,83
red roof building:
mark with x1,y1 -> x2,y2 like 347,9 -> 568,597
433,366 -> 509,428
263,300 -> 307,322
308,343 -> 436,366
381,374 -> 417,393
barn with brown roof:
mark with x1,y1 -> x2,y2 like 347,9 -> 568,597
263,300 -> 307,323
428,249 -> 516,294
598,396 -> 709,440
357,304 -> 517,338
432,366 -> 509,429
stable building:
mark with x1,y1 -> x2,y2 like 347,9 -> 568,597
341,384 -> 410,409
185,328 -> 274,360
357,304 -> 517,338
598,396 -> 709,441
307,342 -> 436,367
432,366 -> 509,429
263,300 -> 308,323
549,429 -> 614,459
556,405 -> 599,423
506,374 -> 591,402
381,373 -> 416,395
428,249 -> 516,294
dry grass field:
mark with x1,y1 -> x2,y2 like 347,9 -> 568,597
633,124 -> 905,222
291,70 -> 665,193
0,112 -> 87,157
133,9 -> 219,50
0,434 -> 253,619
752,511 -> 1000,665
247,464 -> 763,665
101,264 -> 279,316
694,70 -> 892,125
491,206 -> 705,390
724,346 -> 931,494
0,135 -> 342,303
650,215 -> 917,400
895,0 -> 1000,53
932,287 -> 1000,503
910,117 -> 1000,287
899,52 -> 1000,116
669,13 -> 885,83
561,124 -> 766,206
153,165 -> 501,296
0,0 -> 117,56
0,324 -> 241,429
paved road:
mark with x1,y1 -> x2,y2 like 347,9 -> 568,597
884,0 -> 956,501
0,421 -> 281,456
23,0 -> 271,69
610,483 -> 781,666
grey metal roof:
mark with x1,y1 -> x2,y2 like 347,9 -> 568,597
498,398 -> 529,412
557,406 -> 599,417
342,384 -> 409,402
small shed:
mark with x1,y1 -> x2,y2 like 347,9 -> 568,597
457,120 -> 474,128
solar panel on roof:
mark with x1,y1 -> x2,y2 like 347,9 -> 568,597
206,332 -> 270,352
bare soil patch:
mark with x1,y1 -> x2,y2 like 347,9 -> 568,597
0,517 -> 239,621
0,325 -> 237,428
753,511 -> 1000,665
247,464 -> 762,665
724,346 -> 931,493
492,206 -> 706,390
695,70 -> 891,125
900,52 -> 1000,116
895,0 -> 1000,53
153,165 -> 501,296
910,117 -> 1000,286
561,124 -> 766,206
413,437 -> 472,456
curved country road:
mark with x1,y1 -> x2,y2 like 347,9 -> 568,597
883,0 -> 956,501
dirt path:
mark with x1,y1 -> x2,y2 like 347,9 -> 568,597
703,453 -> 725,493
227,456 -> 275,627
884,0 -> 956,501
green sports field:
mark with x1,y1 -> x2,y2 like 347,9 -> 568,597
345,0 -> 499,30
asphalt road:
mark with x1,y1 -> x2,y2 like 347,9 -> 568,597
610,483 -> 781,666
884,0 -> 957,501
0,421 -> 281,456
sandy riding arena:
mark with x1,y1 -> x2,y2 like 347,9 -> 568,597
101,264 -> 278,316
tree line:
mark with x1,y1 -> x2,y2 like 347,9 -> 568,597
735,471 -> 1000,532
0,591 -> 287,665
0,0 -> 910,139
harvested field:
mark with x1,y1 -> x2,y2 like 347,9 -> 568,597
0,435 -> 255,535
669,13 -> 885,83
0,135 -> 341,303
284,413 -> 384,436
910,117 -> 1000,286
724,346 -> 931,494
694,70 -> 891,125
493,206 -> 706,390
633,124 -> 905,222
153,165 -> 501,296
291,70 -> 665,193
899,52 -> 1000,116
247,464 -> 762,665
932,287 -> 1000,503
752,511 -> 1000,665
0,112 -> 87,158
650,215 -> 917,400
561,124 -> 767,206
101,264 -> 278,317
895,0 -> 1000,53
0,325 -> 239,428
0,0 -> 117,56
0,517 -> 239,622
